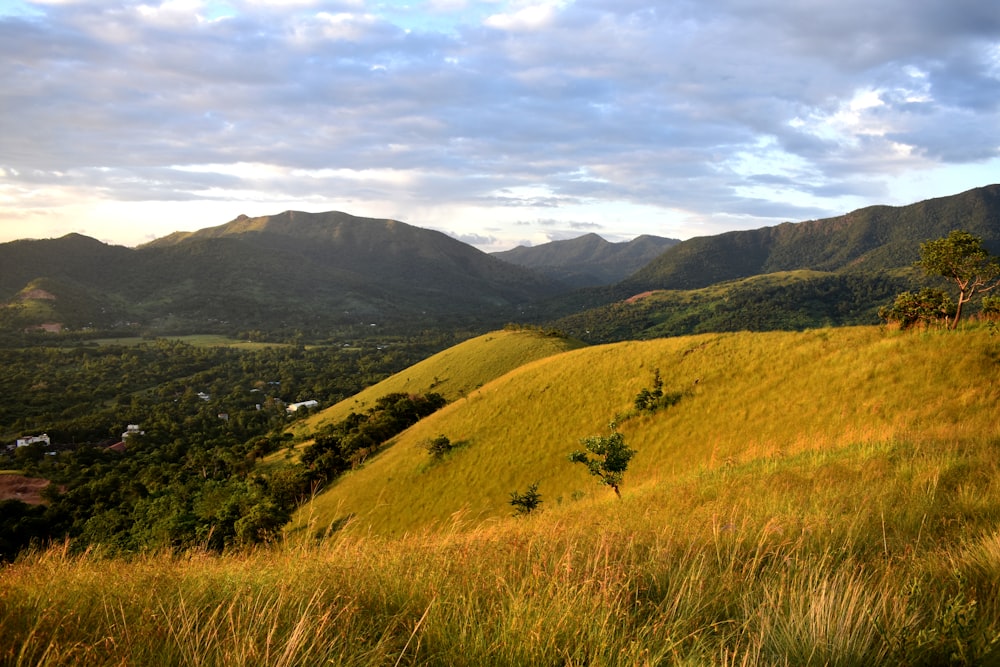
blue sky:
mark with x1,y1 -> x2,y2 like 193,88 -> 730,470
1,0 -> 998,250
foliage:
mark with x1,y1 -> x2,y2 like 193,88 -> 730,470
633,368 -> 684,413
917,230 -> 1000,328
509,482 -> 542,515
425,434 -> 455,459
552,271 -> 906,343
569,426 -> 636,497
301,392 -> 446,483
878,288 -> 956,329
0,334 -> 454,558
982,295 -> 1000,320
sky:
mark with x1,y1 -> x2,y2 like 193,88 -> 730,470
1,0 -> 999,252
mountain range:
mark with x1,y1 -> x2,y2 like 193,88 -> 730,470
491,233 -> 678,287
1,184 -> 999,338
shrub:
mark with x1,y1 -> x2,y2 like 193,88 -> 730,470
509,483 -> 543,515
426,435 -> 454,459
878,288 -> 955,329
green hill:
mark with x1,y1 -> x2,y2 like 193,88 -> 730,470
0,212 -> 567,335
289,327 -> 587,438
550,269 -> 911,342
293,325 -> 1000,537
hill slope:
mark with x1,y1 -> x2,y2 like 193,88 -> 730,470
293,325 -> 1000,536
550,269 -> 908,342
6,326 -> 1000,664
623,184 -> 1000,291
290,327 -> 587,437
492,233 -> 678,287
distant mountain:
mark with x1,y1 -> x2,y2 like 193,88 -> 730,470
622,184 -> 1000,292
0,211 -> 567,335
3,186 -> 999,339
535,184 -> 1000,341
492,233 -> 678,288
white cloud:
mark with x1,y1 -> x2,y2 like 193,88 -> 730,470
0,0 -> 998,250
485,1 -> 562,31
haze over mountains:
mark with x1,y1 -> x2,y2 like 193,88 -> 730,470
1,184 -> 999,338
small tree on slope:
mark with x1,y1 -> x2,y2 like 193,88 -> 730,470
569,426 -> 636,498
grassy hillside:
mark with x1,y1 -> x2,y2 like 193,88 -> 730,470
294,325 -> 1000,538
5,325 -> 1000,665
290,327 -> 586,438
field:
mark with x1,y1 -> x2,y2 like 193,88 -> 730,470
3,325 -> 1000,665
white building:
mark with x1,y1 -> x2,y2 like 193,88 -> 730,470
16,433 -> 50,448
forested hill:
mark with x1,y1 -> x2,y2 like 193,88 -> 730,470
0,211 -> 567,335
133,210 -> 566,315
2,185 -> 999,338
621,184 -> 1000,291
491,233 -> 678,287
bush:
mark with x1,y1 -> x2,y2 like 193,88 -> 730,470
426,435 -> 454,459
634,368 -> 683,413
878,288 -> 955,329
509,483 -> 542,515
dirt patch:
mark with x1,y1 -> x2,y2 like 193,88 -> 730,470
19,288 -> 57,300
624,290 -> 658,304
0,474 -> 51,505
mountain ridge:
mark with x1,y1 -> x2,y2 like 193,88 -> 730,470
492,232 -> 678,287
623,184 -> 1000,291
2,184 -> 999,337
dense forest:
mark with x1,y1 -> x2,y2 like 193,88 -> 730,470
0,331 -> 466,559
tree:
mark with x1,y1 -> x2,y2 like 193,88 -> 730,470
981,295 -> 1000,321
917,230 -> 1000,329
878,288 -> 955,329
509,482 -> 542,515
569,426 -> 635,498
426,434 -> 454,459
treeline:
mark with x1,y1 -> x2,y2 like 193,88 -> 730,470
301,392 -> 447,484
554,272 -> 907,343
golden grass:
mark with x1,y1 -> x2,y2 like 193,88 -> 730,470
288,328 -> 586,438
5,484 -> 1000,665
6,326 -> 1000,665
294,326 -> 1000,538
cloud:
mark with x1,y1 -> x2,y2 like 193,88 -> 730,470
0,0 -> 998,248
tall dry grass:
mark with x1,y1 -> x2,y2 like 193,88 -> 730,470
5,326 -> 1000,665
5,459 -> 1000,666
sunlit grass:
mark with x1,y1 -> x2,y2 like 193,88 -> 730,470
299,328 -> 586,432
6,325 -> 1000,664
296,326 -> 1000,537
5,475 -> 1000,665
